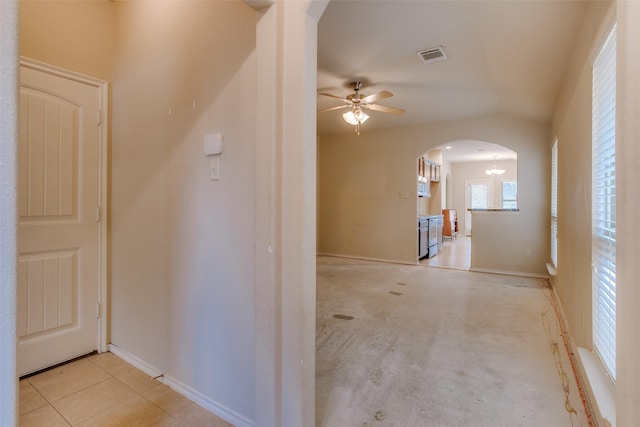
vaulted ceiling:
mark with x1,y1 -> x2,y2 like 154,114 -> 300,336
317,0 -> 591,140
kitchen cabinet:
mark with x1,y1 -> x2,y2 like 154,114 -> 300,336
442,209 -> 458,239
430,162 -> 440,183
417,157 -> 440,197
418,215 -> 443,259
417,157 -> 430,197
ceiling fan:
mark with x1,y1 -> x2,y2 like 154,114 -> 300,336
318,81 -> 405,135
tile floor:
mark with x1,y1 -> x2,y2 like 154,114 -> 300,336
421,235 -> 471,270
19,352 -> 234,427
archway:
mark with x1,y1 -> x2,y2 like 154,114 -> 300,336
418,141 -> 517,270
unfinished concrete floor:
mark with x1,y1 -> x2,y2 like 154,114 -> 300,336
316,256 -> 589,427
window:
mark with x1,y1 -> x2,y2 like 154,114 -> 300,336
551,140 -> 558,267
470,183 -> 489,209
592,24 -> 616,381
501,181 -> 517,209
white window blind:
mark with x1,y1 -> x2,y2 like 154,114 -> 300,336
592,24 -> 616,381
551,140 -> 558,267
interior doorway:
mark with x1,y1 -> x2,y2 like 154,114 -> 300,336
464,179 -> 492,236
17,59 -> 108,376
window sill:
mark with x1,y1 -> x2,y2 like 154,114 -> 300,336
577,347 -> 616,426
546,262 -> 557,277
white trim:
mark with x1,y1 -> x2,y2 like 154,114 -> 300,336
108,344 -> 163,378
0,1 -> 18,424
163,373 -> 255,427
20,58 -> 110,355
316,252 -> 417,266
109,344 -> 255,427
20,58 -> 106,88
470,267 -> 549,279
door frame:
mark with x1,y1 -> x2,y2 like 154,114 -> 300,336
20,57 -> 109,354
464,178 -> 492,236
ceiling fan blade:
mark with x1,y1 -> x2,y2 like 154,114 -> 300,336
318,104 -> 350,113
319,92 -> 348,101
361,90 -> 393,104
365,103 -> 405,115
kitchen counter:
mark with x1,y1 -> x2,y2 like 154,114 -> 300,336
419,214 -> 444,220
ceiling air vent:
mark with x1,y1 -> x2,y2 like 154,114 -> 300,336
417,46 -> 447,64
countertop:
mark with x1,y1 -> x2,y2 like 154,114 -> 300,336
419,215 -> 444,220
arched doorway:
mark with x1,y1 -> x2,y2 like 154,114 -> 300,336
418,141 -> 517,271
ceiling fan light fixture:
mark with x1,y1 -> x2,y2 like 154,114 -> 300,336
319,81 -> 402,135
343,109 -> 369,126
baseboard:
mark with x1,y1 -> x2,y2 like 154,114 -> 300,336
317,252 -> 416,266
470,267 -> 549,279
108,344 -> 163,378
109,344 -> 255,427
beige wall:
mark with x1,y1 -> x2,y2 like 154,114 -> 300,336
19,0 -> 114,81
551,0 -> 614,352
111,0 -> 257,421
547,1 -> 640,424
318,114 -> 550,275
550,1 -> 640,424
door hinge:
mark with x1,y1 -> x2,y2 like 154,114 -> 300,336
96,206 -> 102,223
96,303 -> 102,319
96,110 -> 103,126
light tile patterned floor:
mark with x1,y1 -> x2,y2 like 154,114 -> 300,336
420,236 -> 471,270
19,352 -> 234,427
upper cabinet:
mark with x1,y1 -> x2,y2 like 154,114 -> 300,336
430,161 -> 440,183
417,156 -> 440,197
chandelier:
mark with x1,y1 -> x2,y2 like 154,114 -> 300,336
485,157 -> 505,176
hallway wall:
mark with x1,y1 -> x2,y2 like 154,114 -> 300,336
111,1 -> 257,423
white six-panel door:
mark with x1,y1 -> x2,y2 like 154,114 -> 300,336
17,63 -> 102,376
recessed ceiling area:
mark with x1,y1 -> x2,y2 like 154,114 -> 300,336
317,0 -> 591,142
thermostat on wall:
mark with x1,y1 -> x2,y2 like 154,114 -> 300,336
204,133 -> 223,156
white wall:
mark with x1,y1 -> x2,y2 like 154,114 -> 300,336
318,114 -> 550,275
111,1 -> 257,422
0,0 -> 18,424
